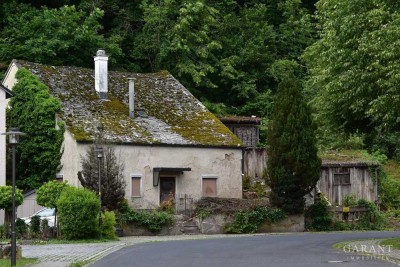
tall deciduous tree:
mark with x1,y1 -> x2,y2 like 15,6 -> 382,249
78,145 -> 126,211
304,0 -> 400,156
267,77 -> 321,214
37,180 -> 70,210
7,68 -> 64,190
0,3 -> 122,67
37,180 -> 70,235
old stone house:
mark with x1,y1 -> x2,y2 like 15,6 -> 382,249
3,50 -> 243,211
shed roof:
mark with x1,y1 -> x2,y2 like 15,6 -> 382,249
320,150 -> 379,168
13,60 -> 242,147
219,116 -> 261,125
321,161 -> 379,168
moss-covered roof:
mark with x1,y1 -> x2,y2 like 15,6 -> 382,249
319,150 -> 379,167
15,60 -> 242,147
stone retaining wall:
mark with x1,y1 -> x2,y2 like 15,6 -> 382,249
122,214 -> 304,236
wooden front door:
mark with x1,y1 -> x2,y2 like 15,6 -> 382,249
160,177 -> 175,203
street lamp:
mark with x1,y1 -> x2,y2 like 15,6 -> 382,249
2,128 -> 25,267
95,146 -> 103,235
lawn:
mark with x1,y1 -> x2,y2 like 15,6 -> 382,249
0,258 -> 37,267
380,237 -> 400,250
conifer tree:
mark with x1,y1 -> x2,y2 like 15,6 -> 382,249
267,77 -> 321,214
78,145 -> 126,211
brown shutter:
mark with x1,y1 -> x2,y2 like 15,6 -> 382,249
202,178 -> 217,197
132,177 -> 141,197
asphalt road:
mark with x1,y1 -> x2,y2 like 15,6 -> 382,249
92,232 -> 400,267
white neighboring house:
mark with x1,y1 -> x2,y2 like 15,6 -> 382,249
0,84 -> 13,224
3,50 -> 244,211
0,84 -> 14,187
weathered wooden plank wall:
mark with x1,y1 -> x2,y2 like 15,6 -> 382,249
243,148 -> 267,179
317,166 -> 377,206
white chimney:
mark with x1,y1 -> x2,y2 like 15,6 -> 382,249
94,49 -> 108,99
128,78 -> 135,118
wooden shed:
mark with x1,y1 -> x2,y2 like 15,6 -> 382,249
317,161 -> 379,206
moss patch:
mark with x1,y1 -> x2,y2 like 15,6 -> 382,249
319,149 -> 376,162
384,160 -> 400,181
16,61 -> 240,146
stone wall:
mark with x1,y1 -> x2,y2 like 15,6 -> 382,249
197,214 -> 304,235
257,215 -> 304,233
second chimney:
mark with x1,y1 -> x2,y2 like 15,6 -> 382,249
94,49 -> 108,99
128,78 -> 135,118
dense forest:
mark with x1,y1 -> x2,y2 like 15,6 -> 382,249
1,0 -> 399,159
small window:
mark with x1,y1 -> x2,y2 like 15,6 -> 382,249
56,174 -> 63,182
333,168 -> 350,185
202,177 -> 217,197
131,176 -> 142,197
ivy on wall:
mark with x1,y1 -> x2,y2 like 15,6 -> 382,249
7,68 -> 64,190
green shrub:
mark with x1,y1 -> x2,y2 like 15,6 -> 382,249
225,207 -> 286,234
57,187 -> 100,240
242,176 -> 251,190
15,218 -> 28,238
101,211 -> 116,240
196,208 -> 212,220
356,199 -> 386,230
123,209 -> 173,233
306,199 -> 333,231
342,194 -> 357,207
379,171 -> 400,210
30,215 -> 41,238
0,225 -> 5,239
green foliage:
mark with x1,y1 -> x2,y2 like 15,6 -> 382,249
243,176 -> 267,198
225,206 -> 287,234
342,194 -> 357,207
57,187 -> 100,240
0,186 -> 23,211
307,198 -> 386,231
0,225 -> 5,239
242,176 -> 251,191
37,181 -> 70,209
196,208 -> 212,220
0,4 -> 122,67
380,169 -> 400,210
101,211 -> 117,240
304,0 -> 400,156
7,68 -> 64,190
267,77 -> 321,214
356,199 -> 386,230
78,145 -> 126,211
0,0 -> 316,125
30,215 -> 41,238
123,208 -> 173,233
15,218 -> 28,238
306,198 -> 332,231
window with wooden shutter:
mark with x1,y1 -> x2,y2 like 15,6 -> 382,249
202,178 -> 217,197
131,176 -> 141,197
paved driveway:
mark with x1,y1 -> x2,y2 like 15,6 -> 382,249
91,232 -> 400,267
